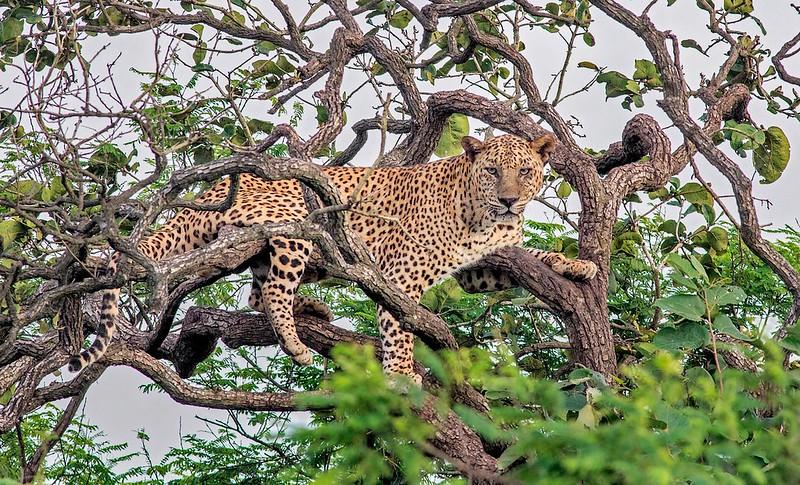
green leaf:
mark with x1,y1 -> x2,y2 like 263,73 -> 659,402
681,39 -> 708,56
255,40 -> 276,54
193,146 -> 214,164
705,286 -> 745,308
276,55 -> 296,73
9,180 -> 42,200
780,326 -> 800,356
688,254 -> 709,283
0,111 -> 17,128
658,220 -> 685,236
654,402 -> 691,437
722,120 -> 765,154
0,219 -> 25,250
596,71 -> 632,98
223,11 -> 246,26
654,294 -> 706,321
87,143 -> 127,178
670,272 -> 699,291
453,404 -> 506,442
192,41 -> 207,65
680,182 -> 713,206
712,314 -> 751,341
0,18 -> 24,43
222,123 -> 236,138
653,323 -> 709,350
434,114 -> 469,157
753,126 -> 790,184
648,186 -> 669,199
582,32 -> 595,47
388,10 -> 413,29
247,118 -> 274,134
315,105 -> 328,125
723,0 -> 753,14
707,226 -> 728,252
685,366 -> 716,399
556,181 -> 572,198
633,58 -> 662,87
496,442 -> 526,470
192,63 -> 214,73
576,403 -> 600,428
666,253 -> 701,280
577,60 -> 599,70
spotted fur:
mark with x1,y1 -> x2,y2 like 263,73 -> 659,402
68,134 -> 597,382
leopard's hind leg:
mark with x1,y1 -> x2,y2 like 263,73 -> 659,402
249,237 -> 314,365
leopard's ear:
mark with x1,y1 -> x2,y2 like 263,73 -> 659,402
461,136 -> 484,160
530,134 -> 557,163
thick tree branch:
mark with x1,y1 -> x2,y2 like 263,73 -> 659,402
590,0 -> 800,352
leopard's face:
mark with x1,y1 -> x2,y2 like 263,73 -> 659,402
462,134 -> 556,222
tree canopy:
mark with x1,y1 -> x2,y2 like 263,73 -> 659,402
2,1 -> 800,483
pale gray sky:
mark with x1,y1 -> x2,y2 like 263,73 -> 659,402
6,1 -> 799,471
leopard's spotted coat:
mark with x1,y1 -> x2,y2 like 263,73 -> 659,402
69,134 -> 598,382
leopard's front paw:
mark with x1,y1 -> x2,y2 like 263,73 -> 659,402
291,348 -> 314,366
282,344 -> 314,366
552,259 -> 598,281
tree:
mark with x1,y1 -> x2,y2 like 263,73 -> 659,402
2,0 -> 800,483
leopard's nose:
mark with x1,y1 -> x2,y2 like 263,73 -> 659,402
499,197 -> 519,208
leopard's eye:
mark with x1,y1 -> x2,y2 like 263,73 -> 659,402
484,167 -> 498,176
519,167 -> 532,176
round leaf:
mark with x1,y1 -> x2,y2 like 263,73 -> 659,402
556,181 -> 572,198
753,126 -> 790,184
434,114 -> 469,157
679,182 -> 713,206
712,314 -> 751,341
654,294 -> 706,321
0,219 -> 26,250
0,18 -> 24,43
388,10 -> 413,29
653,323 -> 709,350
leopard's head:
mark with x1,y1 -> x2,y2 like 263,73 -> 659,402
462,133 -> 556,223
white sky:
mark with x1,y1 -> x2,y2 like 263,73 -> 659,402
4,0 -> 799,471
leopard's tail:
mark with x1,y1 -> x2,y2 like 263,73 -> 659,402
68,252 -> 122,372
67,205 -> 221,372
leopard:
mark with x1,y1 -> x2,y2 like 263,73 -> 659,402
68,133 -> 598,383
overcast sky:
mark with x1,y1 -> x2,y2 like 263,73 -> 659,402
6,1 -> 799,470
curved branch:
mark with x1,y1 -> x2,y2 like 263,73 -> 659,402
772,32 -> 800,86
330,118 -> 412,166
304,28 -> 362,156
602,113 -> 674,193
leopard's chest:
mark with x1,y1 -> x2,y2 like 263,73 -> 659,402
401,220 -> 522,291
